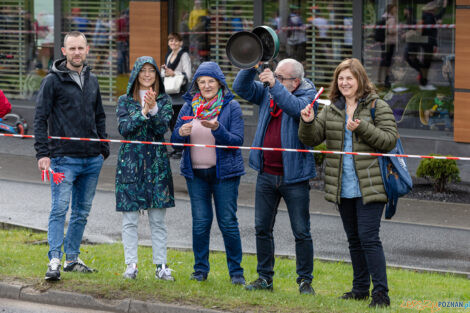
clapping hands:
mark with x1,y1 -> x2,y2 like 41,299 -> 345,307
142,87 -> 157,115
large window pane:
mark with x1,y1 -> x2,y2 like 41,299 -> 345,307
363,0 -> 455,137
173,0 -> 255,117
62,0 -> 130,105
0,0 -> 46,101
264,0 -> 353,88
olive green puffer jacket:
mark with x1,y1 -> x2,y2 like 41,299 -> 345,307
298,93 -> 398,204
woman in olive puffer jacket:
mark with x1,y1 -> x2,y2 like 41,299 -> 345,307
298,58 -> 397,308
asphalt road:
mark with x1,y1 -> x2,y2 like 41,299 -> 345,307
1,179 -> 469,275
0,298 -> 113,313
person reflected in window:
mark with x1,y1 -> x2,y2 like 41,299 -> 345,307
116,9 -> 129,74
162,32 -> 192,159
286,5 -> 307,63
378,4 -> 398,89
418,0 -> 448,90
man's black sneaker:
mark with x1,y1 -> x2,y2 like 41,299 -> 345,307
369,291 -> 390,308
190,271 -> 207,281
45,258 -> 61,281
340,291 -> 369,300
231,275 -> 246,285
63,258 -> 97,273
299,280 -> 315,295
245,278 -> 273,291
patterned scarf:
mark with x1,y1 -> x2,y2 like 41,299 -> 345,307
191,89 -> 223,120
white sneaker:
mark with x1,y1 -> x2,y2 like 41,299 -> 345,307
123,263 -> 138,279
419,84 -> 437,91
45,258 -> 61,281
156,264 -> 175,281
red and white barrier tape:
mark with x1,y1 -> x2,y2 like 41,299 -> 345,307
1,133 -> 470,161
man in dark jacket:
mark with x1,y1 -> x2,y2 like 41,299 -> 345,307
34,31 -> 109,281
233,59 -> 318,294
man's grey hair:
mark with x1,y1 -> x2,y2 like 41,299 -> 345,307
277,58 -> 304,80
63,31 -> 88,47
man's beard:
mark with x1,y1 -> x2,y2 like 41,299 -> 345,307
68,57 -> 85,68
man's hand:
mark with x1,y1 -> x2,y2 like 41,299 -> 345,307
179,122 -> 193,137
259,68 -> 275,88
38,157 -> 51,171
200,120 -> 219,131
301,104 -> 315,123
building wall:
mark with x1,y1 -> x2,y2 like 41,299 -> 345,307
129,1 -> 168,69
455,0 -> 470,142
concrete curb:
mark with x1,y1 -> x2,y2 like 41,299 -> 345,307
0,282 -> 223,313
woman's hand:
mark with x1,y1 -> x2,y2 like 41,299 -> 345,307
200,120 -> 219,131
346,118 -> 361,131
301,104 -> 315,123
144,88 -> 157,110
165,68 -> 175,77
179,121 -> 193,136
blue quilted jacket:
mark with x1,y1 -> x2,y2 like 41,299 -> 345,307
171,62 -> 245,180
233,68 -> 317,184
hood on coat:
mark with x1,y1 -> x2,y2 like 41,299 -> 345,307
127,56 -> 165,97
182,61 -> 234,104
50,58 -> 90,81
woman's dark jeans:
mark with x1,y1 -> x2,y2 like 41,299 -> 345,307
186,167 -> 243,277
338,198 -> 388,295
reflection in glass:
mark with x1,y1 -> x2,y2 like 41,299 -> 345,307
363,0 -> 455,136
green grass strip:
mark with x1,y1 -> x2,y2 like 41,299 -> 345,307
0,228 -> 468,312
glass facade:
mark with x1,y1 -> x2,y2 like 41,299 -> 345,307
0,0 -> 456,138
363,0 -> 455,137
0,0 -> 130,105
172,0 -> 255,117
61,0 -> 130,105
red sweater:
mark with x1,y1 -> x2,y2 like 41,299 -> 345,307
262,102 -> 283,176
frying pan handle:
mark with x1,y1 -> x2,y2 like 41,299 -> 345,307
256,63 -> 270,88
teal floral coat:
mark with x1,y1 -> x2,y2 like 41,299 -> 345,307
115,56 -> 175,211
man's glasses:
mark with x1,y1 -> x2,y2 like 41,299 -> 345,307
274,74 -> 297,82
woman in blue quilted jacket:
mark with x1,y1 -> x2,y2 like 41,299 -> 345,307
171,62 -> 245,285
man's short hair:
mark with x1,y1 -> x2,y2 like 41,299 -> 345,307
63,31 -> 88,47
277,58 -> 304,80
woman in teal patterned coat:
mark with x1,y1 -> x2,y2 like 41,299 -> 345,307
115,56 -> 175,281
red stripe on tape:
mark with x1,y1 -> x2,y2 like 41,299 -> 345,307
1,133 -> 470,161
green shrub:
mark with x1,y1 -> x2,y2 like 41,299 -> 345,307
416,154 -> 460,192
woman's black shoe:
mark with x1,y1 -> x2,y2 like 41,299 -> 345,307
369,291 -> 390,307
339,291 -> 369,300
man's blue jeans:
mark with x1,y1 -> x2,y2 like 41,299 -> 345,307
186,167 -> 243,278
48,156 -> 103,261
255,172 -> 313,283
338,198 -> 388,295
